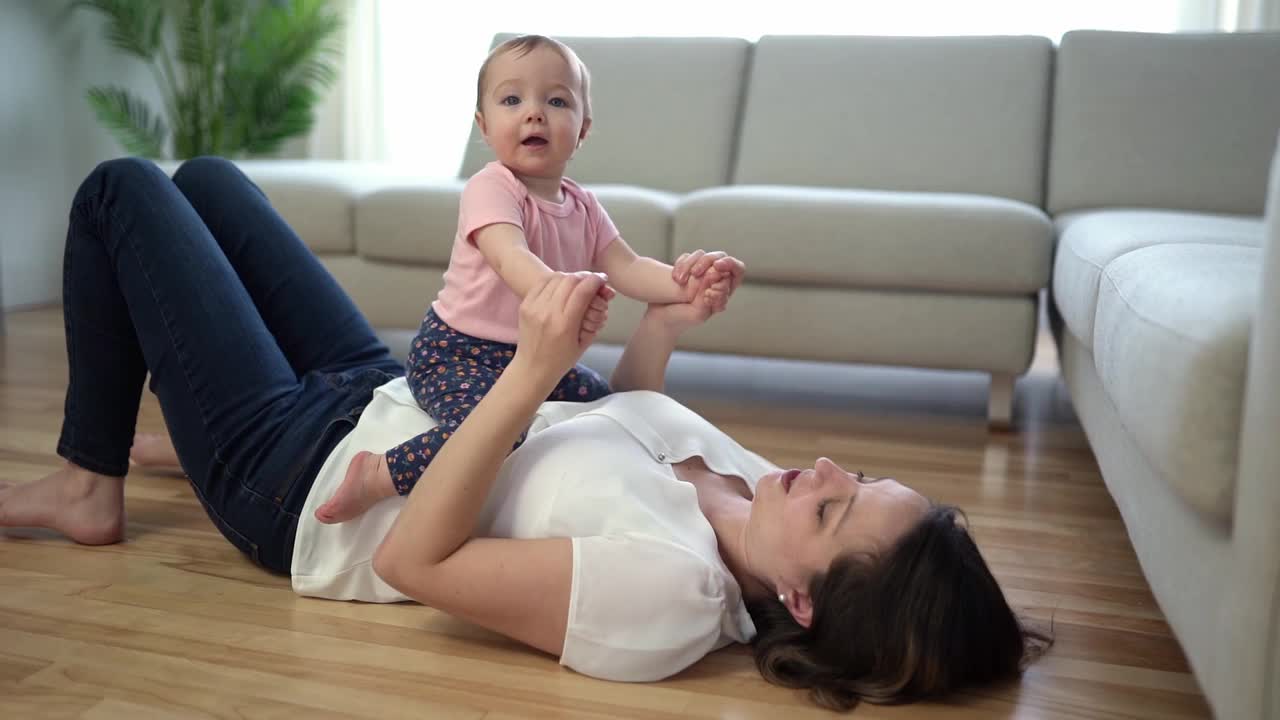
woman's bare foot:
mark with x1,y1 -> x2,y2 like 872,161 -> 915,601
0,463 -> 126,545
130,432 -> 183,471
314,451 -> 395,524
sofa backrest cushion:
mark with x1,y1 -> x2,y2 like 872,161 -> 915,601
1048,30 -> 1280,215
233,160 -> 417,254
460,35 -> 750,194
732,35 -> 1053,207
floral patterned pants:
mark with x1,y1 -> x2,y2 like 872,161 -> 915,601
384,309 -> 612,494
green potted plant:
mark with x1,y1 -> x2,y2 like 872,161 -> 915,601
72,0 -> 344,159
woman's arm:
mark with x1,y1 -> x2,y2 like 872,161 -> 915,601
378,535 -> 574,657
375,355 -> 555,569
610,310 -> 682,393
373,274 -> 607,654
372,350 -> 574,654
611,252 -> 747,394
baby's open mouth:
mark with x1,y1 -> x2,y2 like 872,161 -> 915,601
522,136 -> 548,146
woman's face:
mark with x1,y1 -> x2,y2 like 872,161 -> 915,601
747,457 -> 930,601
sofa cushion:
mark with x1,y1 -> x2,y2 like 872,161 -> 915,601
1092,243 -> 1261,524
355,183 -> 676,268
589,186 -> 679,262
235,160 -> 420,254
461,36 -> 750,193
674,186 -> 1052,293
319,255 -> 444,330
356,181 -> 465,264
1052,210 -> 1262,349
1048,30 -> 1280,215
318,255 -> 649,347
237,162 -> 367,254
733,35 -> 1052,207
678,285 -> 1038,373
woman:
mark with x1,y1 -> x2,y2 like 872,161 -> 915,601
0,157 -> 1045,710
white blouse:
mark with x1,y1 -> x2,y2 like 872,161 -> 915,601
290,378 -> 778,682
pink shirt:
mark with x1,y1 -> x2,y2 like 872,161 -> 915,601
431,162 -> 620,344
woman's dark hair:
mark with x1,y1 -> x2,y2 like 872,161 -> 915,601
745,505 -> 1051,711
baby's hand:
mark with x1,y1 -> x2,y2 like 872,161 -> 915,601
680,266 -> 722,309
672,249 -> 720,286
673,251 -> 742,311
705,255 -> 743,313
681,255 -> 743,314
579,275 -> 615,345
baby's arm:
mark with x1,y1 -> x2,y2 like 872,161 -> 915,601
475,223 -> 612,344
594,238 -> 688,304
473,223 -> 556,298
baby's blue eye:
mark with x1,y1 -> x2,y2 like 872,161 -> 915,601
500,95 -> 519,106
549,97 -> 567,108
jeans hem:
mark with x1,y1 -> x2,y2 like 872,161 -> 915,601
56,439 -> 129,477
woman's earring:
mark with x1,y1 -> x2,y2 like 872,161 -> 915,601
778,593 -> 786,604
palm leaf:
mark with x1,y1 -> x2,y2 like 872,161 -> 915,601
171,85 -> 204,159
176,0 -> 209,68
209,0 -> 244,150
146,3 -> 165,55
225,0 -> 342,155
70,0 -> 164,59
178,0 -> 216,153
242,82 -> 321,154
73,0 -> 343,159
86,86 -> 167,157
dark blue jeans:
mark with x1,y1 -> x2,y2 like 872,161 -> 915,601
59,156 -> 404,574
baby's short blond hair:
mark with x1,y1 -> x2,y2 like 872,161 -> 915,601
475,35 -> 593,121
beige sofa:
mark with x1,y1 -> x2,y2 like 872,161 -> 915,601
1047,31 -> 1280,720
220,31 -> 1280,717
236,33 -> 1058,427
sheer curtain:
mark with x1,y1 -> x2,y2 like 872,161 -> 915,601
296,0 -> 387,161
1224,0 -> 1280,27
303,0 -> 1275,175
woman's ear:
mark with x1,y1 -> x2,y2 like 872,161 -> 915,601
783,590 -> 815,628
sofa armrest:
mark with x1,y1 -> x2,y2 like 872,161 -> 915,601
1225,135 -> 1280,720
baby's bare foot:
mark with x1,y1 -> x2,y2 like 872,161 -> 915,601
130,432 -> 183,472
314,451 -> 395,524
0,463 -> 126,545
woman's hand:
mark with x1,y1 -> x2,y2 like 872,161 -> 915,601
645,281 -> 715,336
651,252 -> 746,335
672,250 -> 746,303
580,282 -> 615,345
514,272 -> 610,386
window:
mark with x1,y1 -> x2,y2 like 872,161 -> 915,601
371,0 -> 1216,175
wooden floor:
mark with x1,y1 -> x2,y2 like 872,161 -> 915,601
0,307 -> 1212,719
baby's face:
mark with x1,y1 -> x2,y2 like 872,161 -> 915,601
476,46 -> 588,182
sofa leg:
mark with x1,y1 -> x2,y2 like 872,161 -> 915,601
988,373 -> 1015,430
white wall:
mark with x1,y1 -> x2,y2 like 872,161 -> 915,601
0,1 -> 161,310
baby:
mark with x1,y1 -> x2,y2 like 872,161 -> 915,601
316,35 -> 740,523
